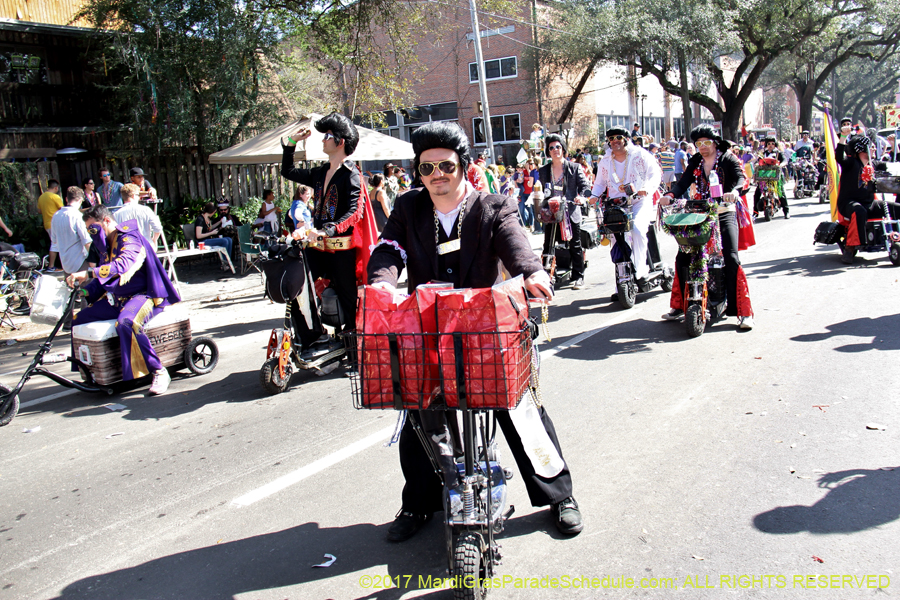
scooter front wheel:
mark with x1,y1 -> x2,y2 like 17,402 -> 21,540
0,384 -> 20,427
260,357 -> 293,395
685,304 -> 705,338
453,532 -> 488,600
616,281 -> 636,309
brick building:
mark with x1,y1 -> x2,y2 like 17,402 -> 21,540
362,0 -> 598,166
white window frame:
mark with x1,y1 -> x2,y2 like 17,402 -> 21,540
472,113 -> 521,146
468,56 -> 518,83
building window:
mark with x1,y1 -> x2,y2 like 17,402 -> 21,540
367,102 -> 458,142
473,114 -> 521,145
469,57 -> 517,83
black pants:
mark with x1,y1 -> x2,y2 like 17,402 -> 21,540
674,210 -> 741,317
292,248 -> 357,345
754,184 -> 788,215
542,218 -> 584,279
399,407 -> 574,515
839,200 -> 900,246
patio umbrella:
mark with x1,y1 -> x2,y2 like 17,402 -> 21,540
208,114 -> 415,165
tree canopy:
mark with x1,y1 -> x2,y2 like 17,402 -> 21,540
539,0 -> 894,140
759,1 -> 900,130
76,0 -> 422,154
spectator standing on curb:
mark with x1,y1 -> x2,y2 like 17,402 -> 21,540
98,168 -> 124,207
50,186 -> 93,275
38,179 -> 63,271
82,178 -> 101,210
129,168 -> 157,201
115,183 -> 163,245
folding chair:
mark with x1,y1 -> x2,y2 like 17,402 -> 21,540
237,224 -> 264,274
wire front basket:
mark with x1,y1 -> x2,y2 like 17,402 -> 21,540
344,328 -> 534,411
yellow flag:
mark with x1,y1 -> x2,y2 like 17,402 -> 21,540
822,113 -> 840,222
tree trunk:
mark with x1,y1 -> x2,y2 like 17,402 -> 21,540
795,80 -> 817,131
556,55 -> 600,125
721,109 -> 742,143
678,49 -> 692,136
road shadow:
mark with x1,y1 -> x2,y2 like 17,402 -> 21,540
60,369 -> 268,422
790,313 -> 900,352
742,251 -> 851,279
51,521 -> 451,600
544,317 -> 737,363
753,467 -> 900,534
50,510 -> 567,600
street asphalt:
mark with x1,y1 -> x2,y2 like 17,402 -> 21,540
1,182 -> 898,600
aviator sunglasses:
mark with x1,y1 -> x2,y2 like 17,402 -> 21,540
418,160 -> 459,177
608,135 -> 627,142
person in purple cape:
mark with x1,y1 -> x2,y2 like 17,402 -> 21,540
66,205 -> 181,395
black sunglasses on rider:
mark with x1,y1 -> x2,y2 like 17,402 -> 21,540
418,160 -> 459,177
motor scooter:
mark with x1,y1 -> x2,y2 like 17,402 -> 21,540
258,237 -> 348,395
662,199 -> 728,337
597,185 -> 673,309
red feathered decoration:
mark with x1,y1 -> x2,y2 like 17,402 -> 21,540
353,181 -> 379,286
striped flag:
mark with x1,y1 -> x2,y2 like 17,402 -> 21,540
823,109 -> 841,222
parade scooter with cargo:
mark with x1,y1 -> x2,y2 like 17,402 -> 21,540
813,161 -> 900,266
0,279 -> 218,427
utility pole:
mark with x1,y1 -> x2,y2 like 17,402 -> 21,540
532,0 -> 544,129
469,0 -> 495,161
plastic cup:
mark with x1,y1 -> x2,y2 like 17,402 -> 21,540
198,242 -> 206,250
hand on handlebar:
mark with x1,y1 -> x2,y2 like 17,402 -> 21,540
66,271 -> 89,288
660,194 -> 674,206
525,270 -> 553,302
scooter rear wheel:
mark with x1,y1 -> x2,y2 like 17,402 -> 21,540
0,384 -> 20,427
890,242 -> 900,267
453,532 -> 488,600
616,281 -> 636,309
260,357 -> 293,395
685,304 -> 705,338
185,337 -> 219,375
660,271 -> 674,293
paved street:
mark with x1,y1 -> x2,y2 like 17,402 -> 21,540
1,186 -> 898,600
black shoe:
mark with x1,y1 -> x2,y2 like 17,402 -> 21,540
784,212 -> 790,219
386,510 -> 431,542
551,496 -> 583,535
9,304 -> 30,316
841,245 -> 857,265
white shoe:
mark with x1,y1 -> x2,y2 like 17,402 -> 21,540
738,316 -> 755,330
572,278 -> 586,290
149,369 -> 171,395
662,309 -> 684,321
